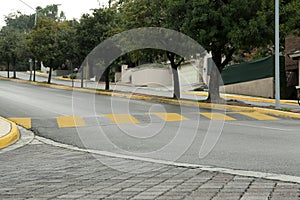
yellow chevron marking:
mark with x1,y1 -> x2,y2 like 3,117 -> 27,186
56,116 -> 86,128
104,114 -> 139,124
8,118 -> 32,129
200,112 -> 236,121
150,113 -> 189,122
236,112 -> 279,120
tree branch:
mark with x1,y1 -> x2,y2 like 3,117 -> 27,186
176,57 -> 184,67
221,48 -> 235,69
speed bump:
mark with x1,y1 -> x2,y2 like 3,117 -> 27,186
56,116 -> 86,128
104,114 -> 139,124
234,112 -> 279,120
8,118 -> 32,129
200,112 -> 236,121
150,113 -> 189,122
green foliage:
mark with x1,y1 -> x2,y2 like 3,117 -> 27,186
36,4 -> 66,22
1,1 -> 300,93
4,11 -> 35,33
26,18 -> 74,69
75,8 -> 116,61
0,26 -> 25,65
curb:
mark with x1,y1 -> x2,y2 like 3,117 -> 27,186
36,135 -> 300,184
185,91 -> 299,106
0,117 -> 19,149
25,71 -> 82,82
1,76 -> 300,120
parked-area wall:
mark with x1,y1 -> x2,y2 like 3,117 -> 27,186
132,67 -> 172,86
220,77 -> 274,98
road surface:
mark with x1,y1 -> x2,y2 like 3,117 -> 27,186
1,79 -> 300,177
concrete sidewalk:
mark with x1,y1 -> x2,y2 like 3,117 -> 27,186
0,117 -> 19,149
1,132 -> 300,200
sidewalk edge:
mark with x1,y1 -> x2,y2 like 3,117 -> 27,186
0,117 -> 20,149
35,135 -> 300,184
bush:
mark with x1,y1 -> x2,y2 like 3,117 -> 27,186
70,74 -> 76,79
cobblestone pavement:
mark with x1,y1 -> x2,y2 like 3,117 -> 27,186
0,139 -> 299,200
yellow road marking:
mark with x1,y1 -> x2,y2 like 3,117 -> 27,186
56,116 -> 86,128
104,114 -> 139,124
8,118 -> 32,129
235,112 -> 279,120
0,117 -> 19,149
150,113 -> 189,122
200,112 -> 236,121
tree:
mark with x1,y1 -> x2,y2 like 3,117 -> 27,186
26,18 -> 74,83
75,8 -> 116,90
0,26 -> 25,78
116,0 -> 187,98
182,0 -> 300,102
37,4 -> 66,22
4,11 -> 35,33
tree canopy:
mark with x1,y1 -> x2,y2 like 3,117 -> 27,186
0,0 -> 300,99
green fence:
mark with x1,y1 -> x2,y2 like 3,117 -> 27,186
221,56 -> 286,98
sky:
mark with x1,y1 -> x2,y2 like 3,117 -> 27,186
0,0 -> 108,27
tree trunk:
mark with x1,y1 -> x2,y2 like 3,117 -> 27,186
13,57 -> 16,79
172,67 -> 180,99
7,61 -> 10,78
33,60 -> 36,82
48,60 -> 53,84
166,52 -> 184,99
207,67 -> 221,102
48,66 -> 52,84
104,67 -> 110,90
207,50 -> 222,103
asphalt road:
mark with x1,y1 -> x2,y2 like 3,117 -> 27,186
1,79 -> 300,177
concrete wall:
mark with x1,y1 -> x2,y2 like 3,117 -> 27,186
117,60 -> 206,88
115,72 -> 121,82
131,67 -> 173,86
121,68 -> 133,83
179,62 -> 199,86
53,70 -> 71,76
220,77 -> 274,98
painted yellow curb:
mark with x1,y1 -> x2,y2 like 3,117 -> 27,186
0,117 -> 19,149
1,77 -> 300,120
185,91 -> 299,106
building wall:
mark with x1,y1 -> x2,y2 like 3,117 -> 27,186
285,35 -> 300,71
220,77 -> 274,98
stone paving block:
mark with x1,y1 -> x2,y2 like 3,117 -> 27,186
80,194 -> 107,200
213,191 -> 243,199
157,195 -> 185,200
0,143 -> 300,199
240,197 -> 269,200
131,194 -> 157,200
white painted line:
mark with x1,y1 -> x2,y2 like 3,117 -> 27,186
226,122 -> 295,131
35,135 -> 300,184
